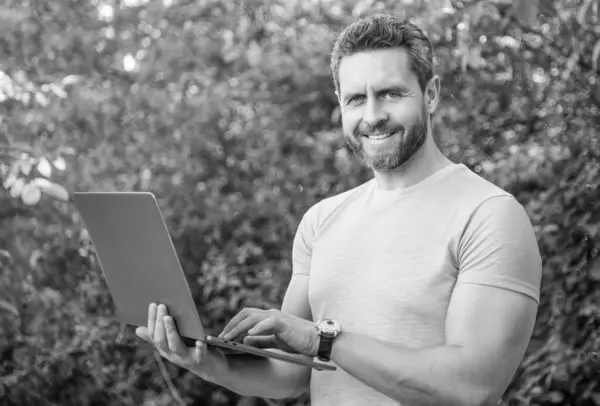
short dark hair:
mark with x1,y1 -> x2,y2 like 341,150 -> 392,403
330,14 -> 435,95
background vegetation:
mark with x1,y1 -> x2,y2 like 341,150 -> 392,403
1,0 -> 599,404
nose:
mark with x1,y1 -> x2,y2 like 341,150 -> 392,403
362,99 -> 388,132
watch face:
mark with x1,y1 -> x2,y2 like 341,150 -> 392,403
318,319 -> 341,335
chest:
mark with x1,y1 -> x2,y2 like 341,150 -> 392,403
307,207 -> 458,344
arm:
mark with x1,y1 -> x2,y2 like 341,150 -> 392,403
207,210 -> 317,399
329,287 -> 537,406
328,196 -> 542,406
206,275 -> 313,399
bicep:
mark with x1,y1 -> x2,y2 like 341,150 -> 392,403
445,284 -> 538,401
446,196 -> 541,401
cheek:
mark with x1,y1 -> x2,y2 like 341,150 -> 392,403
341,109 -> 362,132
390,101 -> 424,123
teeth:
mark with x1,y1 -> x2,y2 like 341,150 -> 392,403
368,133 -> 392,140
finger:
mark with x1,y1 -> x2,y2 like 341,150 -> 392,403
243,335 -> 278,349
164,316 -> 185,354
153,304 -> 168,350
147,302 -> 157,339
247,317 -> 277,336
219,308 -> 255,338
136,326 -> 151,342
193,340 -> 206,365
224,313 -> 267,341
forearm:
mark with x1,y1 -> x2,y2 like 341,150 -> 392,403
204,351 -> 311,399
330,332 -> 491,406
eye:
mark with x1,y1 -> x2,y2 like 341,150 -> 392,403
383,91 -> 404,100
347,95 -> 365,105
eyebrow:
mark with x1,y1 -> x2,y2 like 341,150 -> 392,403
342,84 -> 413,103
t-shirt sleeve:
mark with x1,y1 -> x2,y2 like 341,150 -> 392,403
291,205 -> 319,276
456,195 -> 542,304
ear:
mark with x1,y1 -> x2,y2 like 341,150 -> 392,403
425,75 -> 441,115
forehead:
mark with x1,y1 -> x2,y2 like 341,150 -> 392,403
338,48 -> 418,93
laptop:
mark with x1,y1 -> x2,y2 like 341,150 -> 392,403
72,191 -> 336,372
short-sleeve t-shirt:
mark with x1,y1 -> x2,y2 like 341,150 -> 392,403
291,163 -> 542,406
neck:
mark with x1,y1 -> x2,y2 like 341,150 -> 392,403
372,134 -> 454,191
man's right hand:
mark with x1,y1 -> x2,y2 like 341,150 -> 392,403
135,303 -> 230,382
243,334 -> 299,354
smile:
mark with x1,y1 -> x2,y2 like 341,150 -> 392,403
364,132 -> 395,141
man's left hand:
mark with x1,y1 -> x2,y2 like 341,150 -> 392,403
219,308 -> 319,357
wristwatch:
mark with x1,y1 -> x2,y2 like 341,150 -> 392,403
315,319 -> 342,362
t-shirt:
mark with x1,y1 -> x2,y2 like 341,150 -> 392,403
291,163 -> 542,406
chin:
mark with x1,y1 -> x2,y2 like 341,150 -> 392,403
365,157 -> 407,172
362,147 -> 416,171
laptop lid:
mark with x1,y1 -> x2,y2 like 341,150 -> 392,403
72,192 -> 206,341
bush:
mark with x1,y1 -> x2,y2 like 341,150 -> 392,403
1,0 -> 599,404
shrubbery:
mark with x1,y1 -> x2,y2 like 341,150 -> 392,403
1,0 -> 599,404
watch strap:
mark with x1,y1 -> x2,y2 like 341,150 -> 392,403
317,334 -> 335,362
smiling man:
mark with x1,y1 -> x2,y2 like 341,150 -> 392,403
137,14 -> 543,406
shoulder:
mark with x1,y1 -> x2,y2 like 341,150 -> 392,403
451,165 -> 513,204
454,176 -> 542,303
448,166 -> 537,252
449,166 -> 535,231
441,165 -> 519,226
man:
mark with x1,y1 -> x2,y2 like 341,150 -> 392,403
136,14 -> 542,406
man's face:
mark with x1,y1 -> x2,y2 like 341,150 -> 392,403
337,48 -> 428,172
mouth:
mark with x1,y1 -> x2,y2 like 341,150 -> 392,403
363,132 -> 396,141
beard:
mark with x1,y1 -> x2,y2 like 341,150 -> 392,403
343,104 -> 428,172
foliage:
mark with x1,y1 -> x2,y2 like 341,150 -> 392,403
0,0 -> 599,405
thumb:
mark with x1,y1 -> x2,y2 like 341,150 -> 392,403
243,335 -> 277,349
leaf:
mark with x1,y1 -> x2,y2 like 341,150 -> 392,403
577,0 -> 594,25
43,183 -> 69,203
468,46 -> 486,69
3,169 -> 17,189
514,0 -> 539,26
50,84 -> 68,98
34,91 -> 49,107
52,156 -> 67,171
57,146 -> 76,155
31,177 -> 53,189
37,157 -> 52,177
592,39 -> 600,71
16,158 -> 32,175
589,256 -> 600,281
10,178 -> 24,197
32,178 -> 69,201
1,142 -> 33,154
0,7 -> 28,33
21,182 -> 41,205
538,0 -> 557,18
62,75 -> 85,86
29,249 -> 43,268
542,224 -> 560,233
547,391 -> 564,403
0,299 -> 19,317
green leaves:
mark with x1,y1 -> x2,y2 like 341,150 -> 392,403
515,0 -> 540,26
